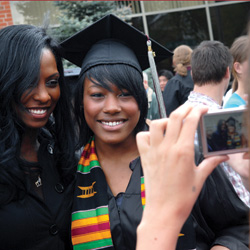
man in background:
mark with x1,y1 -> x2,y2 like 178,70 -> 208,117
186,40 -> 249,250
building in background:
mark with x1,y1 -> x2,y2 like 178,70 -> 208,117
0,1 -> 13,28
1,1 -> 249,70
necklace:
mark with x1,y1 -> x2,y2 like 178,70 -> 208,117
35,175 -> 42,187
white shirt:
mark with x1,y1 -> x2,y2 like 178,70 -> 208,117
185,91 -> 250,207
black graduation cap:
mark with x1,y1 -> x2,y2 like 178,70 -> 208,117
226,117 -> 236,126
60,14 -> 173,73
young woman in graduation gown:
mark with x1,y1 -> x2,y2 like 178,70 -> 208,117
61,14 -> 195,250
62,14 -> 249,250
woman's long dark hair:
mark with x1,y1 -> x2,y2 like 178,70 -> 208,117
0,25 -> 76,204
74,64 -> 148,148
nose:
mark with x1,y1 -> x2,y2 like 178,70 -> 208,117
103,94 -> 121,114
33,83 -> 51,104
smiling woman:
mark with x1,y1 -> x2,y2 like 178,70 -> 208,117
83,76 -> 140,146
14,49 -> 60,130
59,14 -> 201,250
0,25 -> 76,250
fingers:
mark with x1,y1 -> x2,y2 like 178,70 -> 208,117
179,106 -> 208,146
136,118 -> 168,153
136,131 -> 150,155
164,105 -> 193,144
164,105 -> 208,146
149,118 -> 168,147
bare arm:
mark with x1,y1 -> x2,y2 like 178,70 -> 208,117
226,152 -> 249,191
136,105 -> 228,250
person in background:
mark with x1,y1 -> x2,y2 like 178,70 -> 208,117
0,25 -> 77,250
210,119 -> 228,152
224,35 -> 249,108
185,40 -> 249,249
61,14 -> 198,250
223,35 -> 250,192
226,117 -> 242,149
158,69 -> 173,93
143,71 -> 160,121
163,44 -> 193,116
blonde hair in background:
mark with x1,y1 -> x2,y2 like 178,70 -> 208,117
173,45 -> 193,77
230,35 -> 249,92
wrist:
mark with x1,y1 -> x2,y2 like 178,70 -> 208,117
136,208 -> 184,250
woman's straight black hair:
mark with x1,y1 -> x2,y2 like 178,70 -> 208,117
0,25 -> 77,204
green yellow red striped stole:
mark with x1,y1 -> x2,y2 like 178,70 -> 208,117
141,176 -> 145,209
72,206 -> 113,250
71,137 -> 145,250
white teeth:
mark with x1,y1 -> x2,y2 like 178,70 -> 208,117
102,121 -> 123,127
29,109 -> 47,114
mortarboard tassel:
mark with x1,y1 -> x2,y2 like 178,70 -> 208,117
147,39 -> 167,118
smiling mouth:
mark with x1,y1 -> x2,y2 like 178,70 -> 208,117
100,120 -> 125,127
28,108 -> 48,115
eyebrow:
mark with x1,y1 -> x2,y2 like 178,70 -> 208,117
88,83 -> 104,90
89,84 -> 102,88
46,72 -> 60,81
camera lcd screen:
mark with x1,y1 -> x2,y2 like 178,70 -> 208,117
199,108 -> 248,156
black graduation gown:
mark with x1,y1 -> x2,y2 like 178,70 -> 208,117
193,149 -> 249,250
108,157 -> 196,250
0,137 -> 75,250
163,71 -> 194,116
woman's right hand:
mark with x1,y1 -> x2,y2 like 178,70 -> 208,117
136,104 -> 229,250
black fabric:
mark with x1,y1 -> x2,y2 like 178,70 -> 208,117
60,14 -> 173,71
163,70 -> 194,116
107,158 -> 196,250
107,158 -> 143,250
0,137 -> 75,250
192,147 -> 249,250
19,159 -> 44,199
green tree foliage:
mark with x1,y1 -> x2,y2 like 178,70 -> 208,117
47,1 -> 132,68
49,1 -> 132,42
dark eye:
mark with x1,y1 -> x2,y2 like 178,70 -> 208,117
119,92 -> 131,97
46,79 -> 59,87
91,93 -> 103,98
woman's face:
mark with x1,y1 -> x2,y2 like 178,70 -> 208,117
220,121 -> 226,131
83,77 -> 140,145
159,76 -> 168,92
228,125 -> 235,133
240,60 -> 249,83
235,59 -> 249,83
14,49 -> 60,130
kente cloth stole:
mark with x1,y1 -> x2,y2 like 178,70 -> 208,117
71,137 -> 145,250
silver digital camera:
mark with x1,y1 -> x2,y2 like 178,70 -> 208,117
198,107 -> 248,157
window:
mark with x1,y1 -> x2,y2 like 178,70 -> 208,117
210,2 -> 250,46
143,1 -> 205,12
